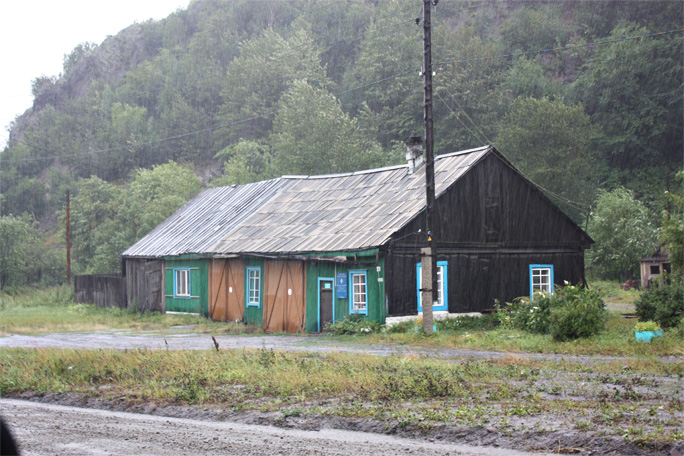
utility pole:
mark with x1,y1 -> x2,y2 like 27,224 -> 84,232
66,189 -> 71,286
421,0 -> 437,335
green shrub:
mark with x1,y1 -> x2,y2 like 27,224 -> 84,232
497,292 -> 561,334
635,279 -> 684,328
548,285 -> 607,341
437,314 -> 498,331
498,283 -> 607,340
324,315 -> 383,335
386,320 -> 415,334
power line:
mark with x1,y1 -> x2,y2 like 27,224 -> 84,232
435,82 -> 591,212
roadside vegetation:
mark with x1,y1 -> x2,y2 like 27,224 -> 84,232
0,286 -> 259,337
2,281 -> 682,357
1,347 -> 682,449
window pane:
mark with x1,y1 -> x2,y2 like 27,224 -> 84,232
352,273 -> 366,311
176,269 -> 189,297
418,264 -> 445,308
532,268 -> 551,292
248,269 -> 260,304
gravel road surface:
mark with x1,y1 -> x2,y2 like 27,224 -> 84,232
3,329 -> 677,365
1,399 -> 549,456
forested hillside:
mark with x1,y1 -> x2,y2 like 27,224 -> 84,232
0,0 -> 682,288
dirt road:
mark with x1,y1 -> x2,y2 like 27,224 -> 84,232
1,399 -> 547,456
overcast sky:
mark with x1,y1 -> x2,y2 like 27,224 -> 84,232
0,0 -> 188,149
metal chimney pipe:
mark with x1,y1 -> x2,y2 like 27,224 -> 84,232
406,136 -> 424,174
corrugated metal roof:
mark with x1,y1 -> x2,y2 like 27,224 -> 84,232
122,178 -> 292,258
210,146 -> 491,255
123,146 -> 492,258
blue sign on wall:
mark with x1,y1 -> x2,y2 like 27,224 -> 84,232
336,272 -> 348,299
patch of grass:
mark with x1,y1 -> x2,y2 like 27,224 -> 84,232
363,312 -> 683,357
589,280 -> 639,311
0,286 -> 263,335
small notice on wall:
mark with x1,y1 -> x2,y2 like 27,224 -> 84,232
336,272 -> 348,299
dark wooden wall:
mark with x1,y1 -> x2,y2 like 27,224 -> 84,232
74,274 -> 127,308
125,258 -> 164,313
386,151 -> 591,316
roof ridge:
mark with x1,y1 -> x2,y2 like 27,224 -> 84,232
274,146 -> 492,180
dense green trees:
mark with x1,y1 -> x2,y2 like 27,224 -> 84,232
571,26 -> 683,172
68,162 -> 200,274
585,188 -> 659,280
0,0 -> 681,284
495,97 -> 598,222
0,215 -> 62,289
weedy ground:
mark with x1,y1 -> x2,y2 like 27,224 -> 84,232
2,284 -> 682,356
0,286 -> 257,336
1,348 -> 682,452
1,283 -> 683,454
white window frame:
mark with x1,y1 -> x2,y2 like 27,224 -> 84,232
174,268 -> 190,298
416,261 -> 448,312
349,270 -> 368,314
246,267 -> 261,307
529,264 -> 554,299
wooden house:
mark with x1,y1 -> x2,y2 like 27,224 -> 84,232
122,145 -> 592,332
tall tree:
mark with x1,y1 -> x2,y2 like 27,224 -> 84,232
270,81 -> 385,176
68,176 -> 122,274
495,96 -> 598,222
213,140 -> 273,186
340,0 -> 423,149
571,25 -> 683,171
586,187 -> 659,280
432,25 -> 508,153
121,161 -> 201,241
217,28 -> 329,145
0,215 -> 60,289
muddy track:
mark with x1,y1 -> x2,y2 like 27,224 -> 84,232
3,392 -> 682,456
0,398 -> 540,456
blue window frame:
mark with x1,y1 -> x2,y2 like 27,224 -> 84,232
416,261 -> 448,312
349,270 -> 368,315
529,264 -> 554,299
173,268 -> 191,298
246,267 -> 262,307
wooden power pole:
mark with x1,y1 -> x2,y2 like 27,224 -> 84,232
421,0 -> 437,335
66,189 -> 71,286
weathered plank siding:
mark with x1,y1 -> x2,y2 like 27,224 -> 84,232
386,153 -> 591,316
125,259 -> 164,313
74,274 -> 126,308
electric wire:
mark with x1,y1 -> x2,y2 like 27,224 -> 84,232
435,87 -> 591,212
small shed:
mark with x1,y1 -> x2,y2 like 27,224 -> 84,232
640,249 -> 671,289
122,145 -> 593,332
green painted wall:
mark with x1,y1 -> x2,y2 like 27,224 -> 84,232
242,257 -> 264,328
164,258 -> 209,316
305,257 -> 386,333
